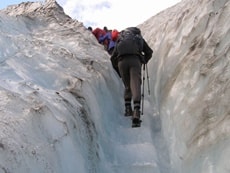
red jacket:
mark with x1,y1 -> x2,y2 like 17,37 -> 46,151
92,28 -> 106,41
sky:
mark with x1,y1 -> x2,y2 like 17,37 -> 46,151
0,0 -> 181,31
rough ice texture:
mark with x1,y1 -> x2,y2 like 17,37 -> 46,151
140,0 -> 230,172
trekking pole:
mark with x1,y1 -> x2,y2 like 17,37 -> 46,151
141,64 -> 146,115
146,64 -> 150,95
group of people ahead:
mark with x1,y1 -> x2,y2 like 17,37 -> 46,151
88,26 -> 119,55
89,26 -> 153,127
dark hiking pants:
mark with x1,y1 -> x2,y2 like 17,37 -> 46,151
118,55 -> 142,110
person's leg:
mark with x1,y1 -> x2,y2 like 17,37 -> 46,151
118,59 -> 133,116
129,59 -> 142,119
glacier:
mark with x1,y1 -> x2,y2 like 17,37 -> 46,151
0,0 -> 229,173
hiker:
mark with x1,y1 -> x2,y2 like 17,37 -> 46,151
92,27 -> 110,50
110,29 -> 119,54
87,26 -> 93,31
110,27 -> 153,127
99,29 -> 119,55
92,27 -> 106,42
111,29 -> 119,42
103,26 -> 109,33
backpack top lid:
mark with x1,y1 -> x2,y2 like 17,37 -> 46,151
116,27 -> 144,56
111,29 -> 119,41
125,27 -> 141,35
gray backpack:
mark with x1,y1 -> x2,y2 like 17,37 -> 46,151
116,27 -> 144,56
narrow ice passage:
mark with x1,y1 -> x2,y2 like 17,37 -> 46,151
85,71 -> 171,173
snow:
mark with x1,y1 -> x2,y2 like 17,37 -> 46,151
0,0 -> 229,173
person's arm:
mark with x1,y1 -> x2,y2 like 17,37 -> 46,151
143,39 -> 153,63
99,33 -> 109,43
110,46 -> 120,77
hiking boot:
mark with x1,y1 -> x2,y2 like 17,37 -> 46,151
132,109 -> 142,127
125,105 -> 133,117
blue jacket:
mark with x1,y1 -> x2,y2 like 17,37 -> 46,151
99,32 -> 116,51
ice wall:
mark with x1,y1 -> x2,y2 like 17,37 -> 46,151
140,0 -> 230,172
0,1 -> 115,172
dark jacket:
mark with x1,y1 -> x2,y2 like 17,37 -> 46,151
110,37 -> 153,76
